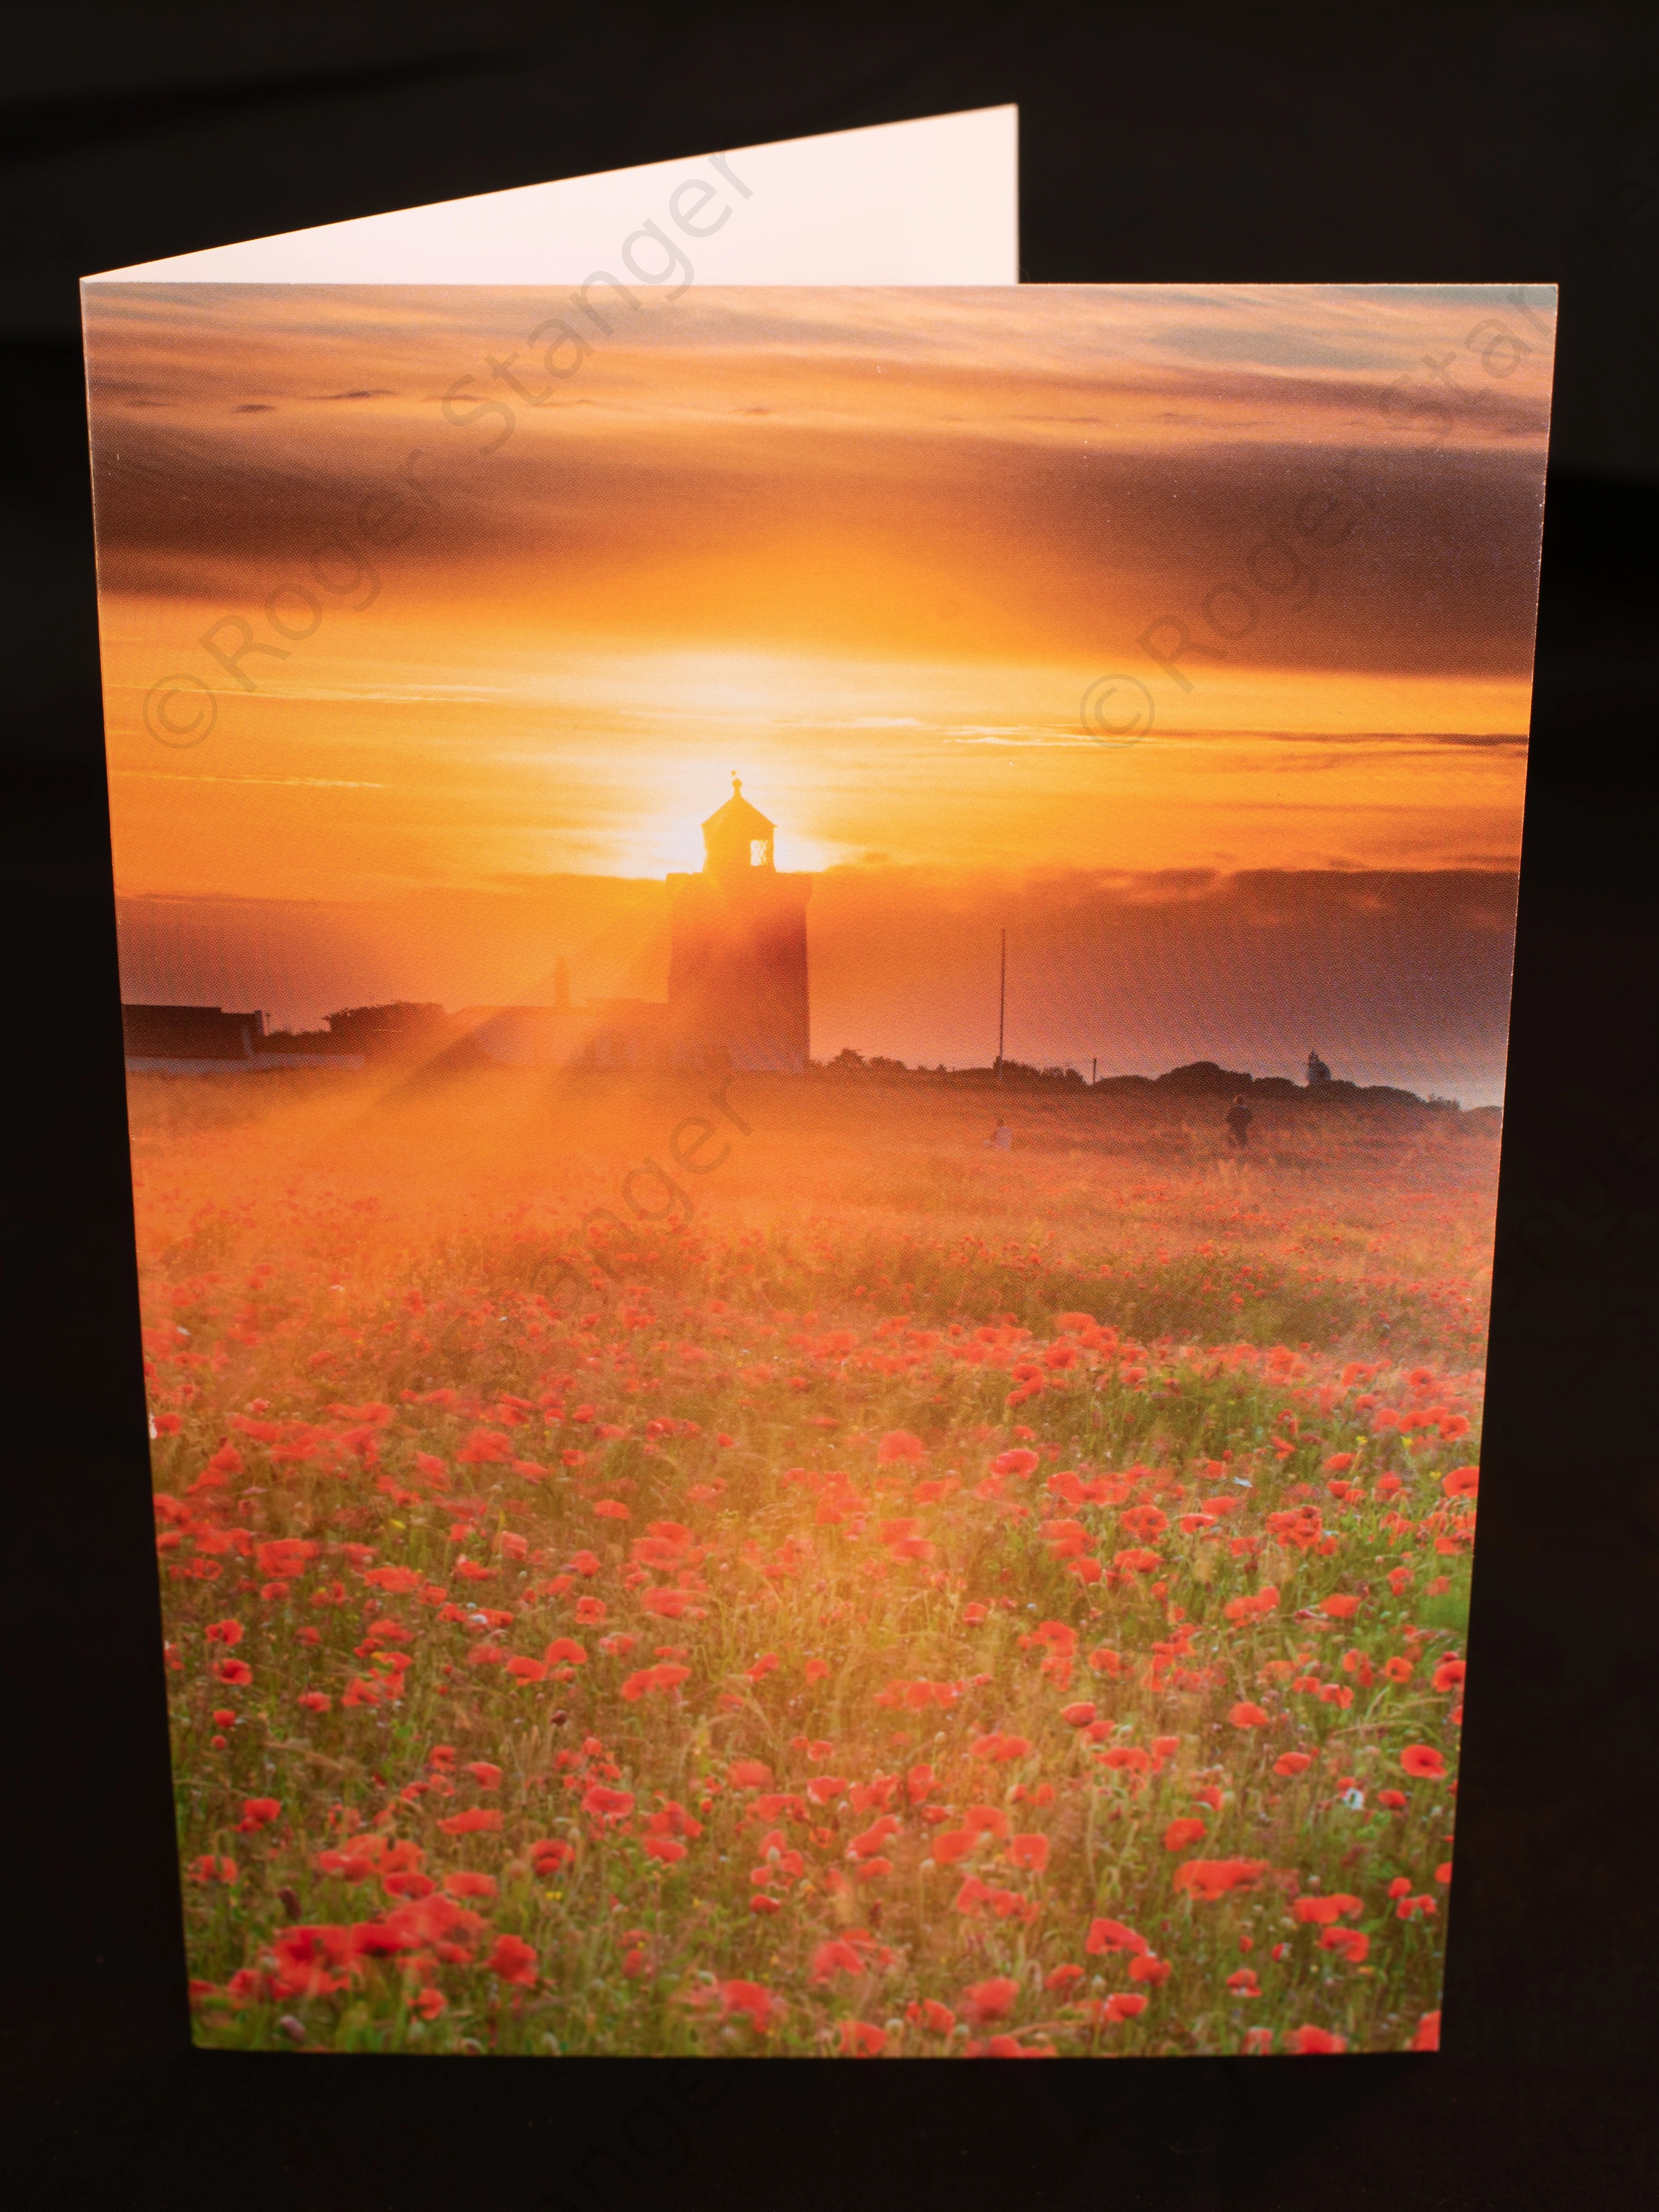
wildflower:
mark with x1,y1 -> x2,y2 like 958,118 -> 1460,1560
1173,1859 -> 1267,1901
877,1431 -> 927,1463
436,1808 -> 502,1837
1273,1751 -> 1313,1777
1228,1702 -> 1270,1728
1086,1917 -> 1150,1958
962,1975 -> 1020,2025
486,1935 -> 538,1987
581,1785 -> 635,1823
1291,1893 -> 1362,1925
1401,1744 -> 1447,1779
837,2019 -> 887,2056
1285,2024 -> 1347,2054
1163,1818 -> 1208,1852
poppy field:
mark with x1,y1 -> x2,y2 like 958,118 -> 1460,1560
138,1068 -> 1488,2058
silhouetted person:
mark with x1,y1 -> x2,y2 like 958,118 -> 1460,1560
1226,1095 -> 1254,1148
1306,1048 -> 1331,1085
984,1118 -> 1012,1151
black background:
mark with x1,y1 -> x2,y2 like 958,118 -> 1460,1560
5,5 -> 1657,2204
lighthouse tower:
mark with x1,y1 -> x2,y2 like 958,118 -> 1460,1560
667,777 -> 811,1071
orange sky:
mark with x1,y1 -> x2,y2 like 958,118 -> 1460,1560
87,283 -> 1552,1091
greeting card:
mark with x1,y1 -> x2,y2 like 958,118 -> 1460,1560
84,107 -> 1552,2057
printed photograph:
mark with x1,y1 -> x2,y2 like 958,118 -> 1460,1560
86,279 -> 1554,2056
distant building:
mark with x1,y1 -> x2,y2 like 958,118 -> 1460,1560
123,1003 -> 267,1074
123,782 -> 814,1080
667,778 -> 811,1072
122,1004 -> 366,1074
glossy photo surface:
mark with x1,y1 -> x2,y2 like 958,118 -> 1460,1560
86,282 -> 1553,2057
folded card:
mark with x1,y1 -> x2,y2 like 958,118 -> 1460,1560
84,108 -> 1552,2059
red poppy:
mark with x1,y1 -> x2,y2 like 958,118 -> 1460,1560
1228,1702 -> 1270,1728
580,1784 -> 635,1823
991,1450 -> 1039,1477
728,1759 -> 772,1788
1086,1917 -> 1150,1957
1285,2024 -> 1348,2054
204,1619 -> 244,1646
1401,1744 -> 1447,1779
715,1979 -> 782,2033
1060,1701 -> 1098,1727
529,1838 -> 576,1875
1173,1859 -> 1268,1901
436,1808 -> 502,1836
1127,1955 -> 1171,1985
445,1871 -> 497,1900
236,1797 -> 281,1833
1376,1788 -> 1408,1810
1319,1592 -> 1361,1621
215,1658 -> 253,1687
1433,1658 -> 1466,1692
1046,1963 -> 1084,1993
962,1976 -> 1020,2025
1008,1832 -> 1050,1873
1410,2010 -> 1442,2051
837,2018 -> 887,2056
1163,1817 -> 1208,1852
1319,1928 -> 1370,1965
464,1761 -> 501,1789
1227,1968 -> 1261,1996
507,1656 -> 547,1684
1442,1466 -> 1479,1497
1292,1892 -> 1362,1925
486,1935 -> 538,1987
877,1430 -> 927,1463
1273,1751 -> 1313,1777
969,1732 -> 1032,1762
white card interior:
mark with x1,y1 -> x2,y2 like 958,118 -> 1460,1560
82,105 -> 1018,287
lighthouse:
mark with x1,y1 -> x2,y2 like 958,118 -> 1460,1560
667,777 -> 811,1072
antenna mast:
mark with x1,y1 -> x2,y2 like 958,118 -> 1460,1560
997,928 -> 1006,1081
